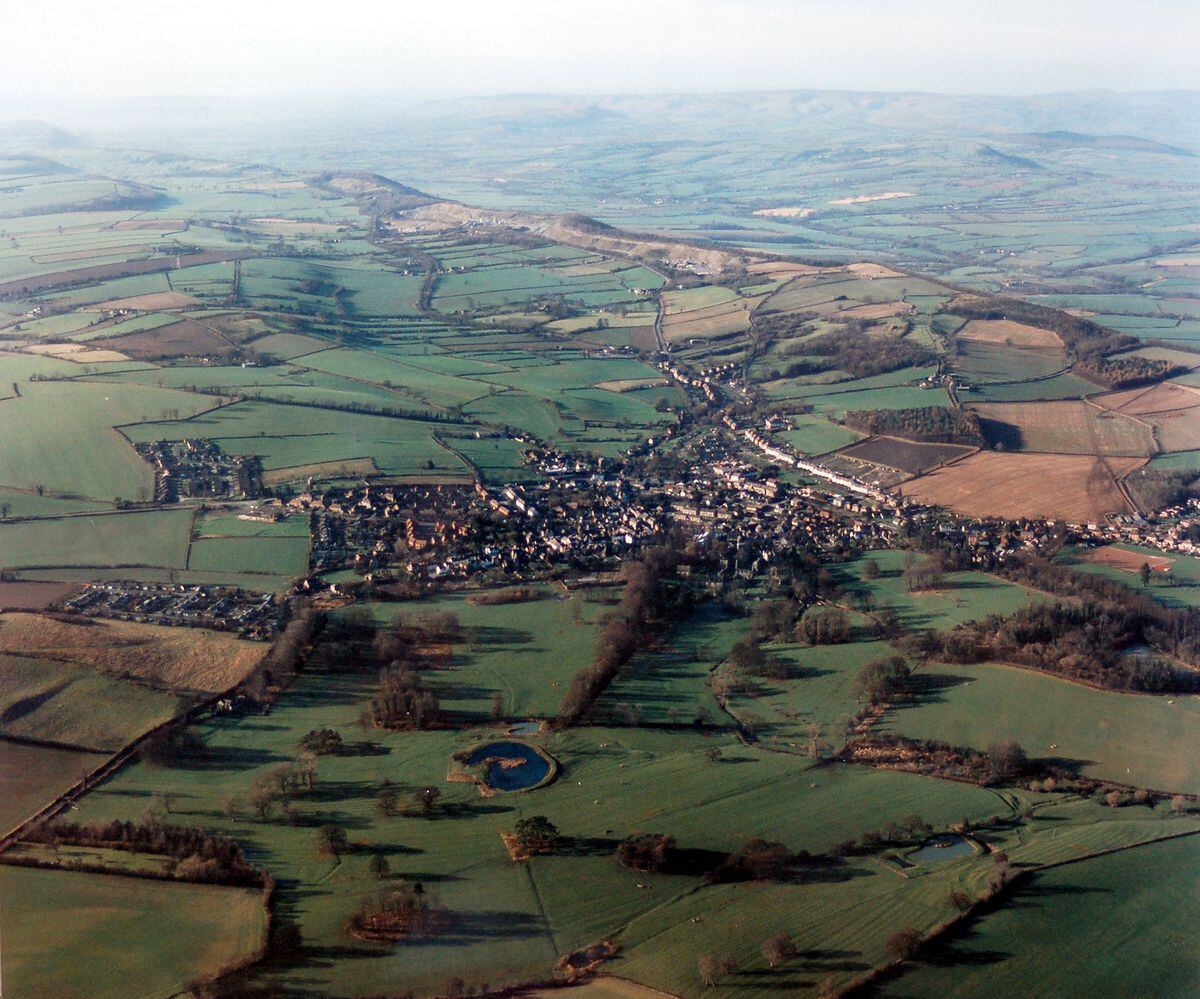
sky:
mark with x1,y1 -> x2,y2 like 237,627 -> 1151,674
5,0 -> 1199,102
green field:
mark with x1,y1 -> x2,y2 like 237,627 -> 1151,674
367,588 -> 605,720
882,659 -> 1200,794
778,415 -> 864,455
0,653 -> 183,752
0,380 -> 215,501
0,508 -> 193,574
0,865 -> 266,999
0,739 -> 110,834
881,834 -> 1200,999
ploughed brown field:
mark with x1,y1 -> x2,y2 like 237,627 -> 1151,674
957,318 -> 1063,349
101,319 -> 237,360
838,436 -> 976,475
1094,382 -> 1200,452
83,291 -> 198,312
1081,545 -> 1174,574
0,581 -> 82,611
973,400 -> 1154,456
897,451 -> 1144,523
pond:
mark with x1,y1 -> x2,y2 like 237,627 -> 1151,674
463,740 -> 552,792
509,721 -> 541,735
907,834 -> 976,866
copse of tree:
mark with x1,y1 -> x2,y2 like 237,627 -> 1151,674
761,931 -> 796,969
513,815 -> 560,855
751,598 -> 801,641
141,725 -> 209,767
885,927 -> 923,962
843,406 -> 984,445
1075,355 -> 1185,390
707,838 -> 801,884
852,655 -> 914,705
298,728 -> 344,755
616,833 -> 678,873
794,606 -> 851,645
348,883 -> 451,941
987,740 -> 1028,781
316,824 -> 349,859
367,668 -> 441,730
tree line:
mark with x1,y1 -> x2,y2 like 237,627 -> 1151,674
558,547 -> 690,722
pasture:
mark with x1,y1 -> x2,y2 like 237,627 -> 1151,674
0,739 -> 109,835
0,653 -> 183,752
880,835 -> 1200,999
882,659 -> 1200,794
62,644 -> 1005,997
0,508 -> 193,574
0,866 -> 266,999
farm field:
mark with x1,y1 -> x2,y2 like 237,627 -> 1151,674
0,507 -> 193,574
0,612 -> 266,693
972,400 -> 1155,456
879,834 -> 1200,999
0,653 -> 184,752
882,659 -> 1200,794
366,587 -> 606,720
0,865 -> 267,999
898,451 -> 1142,523
778,415 -> 864,455
0,739 -> 110,835
838,437 -> 975,476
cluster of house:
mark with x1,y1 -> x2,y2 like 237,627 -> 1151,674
285,484 -> 475,573
731,414 -> 889,501
58,583 -> 280,638
1081,499 -> 1200,557
136,440 -> 260,501
661,360 -> 723,404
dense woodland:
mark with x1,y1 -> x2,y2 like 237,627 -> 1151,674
912,557 -> 1200,692
776,330 -> 935,381
843,406 -> 984,445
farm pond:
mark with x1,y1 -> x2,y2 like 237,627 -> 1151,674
907,834 -> 976,866
462,741 -> 553,792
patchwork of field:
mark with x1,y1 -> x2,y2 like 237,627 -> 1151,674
0,866 -> 267,999
898,451 -> 1142,523
973,400 -> 1155,456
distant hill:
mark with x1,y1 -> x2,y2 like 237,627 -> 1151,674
0,120 -> 83,149
1001,130 -> 1195,156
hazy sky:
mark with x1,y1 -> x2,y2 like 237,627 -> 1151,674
7,0 -> 1199,101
